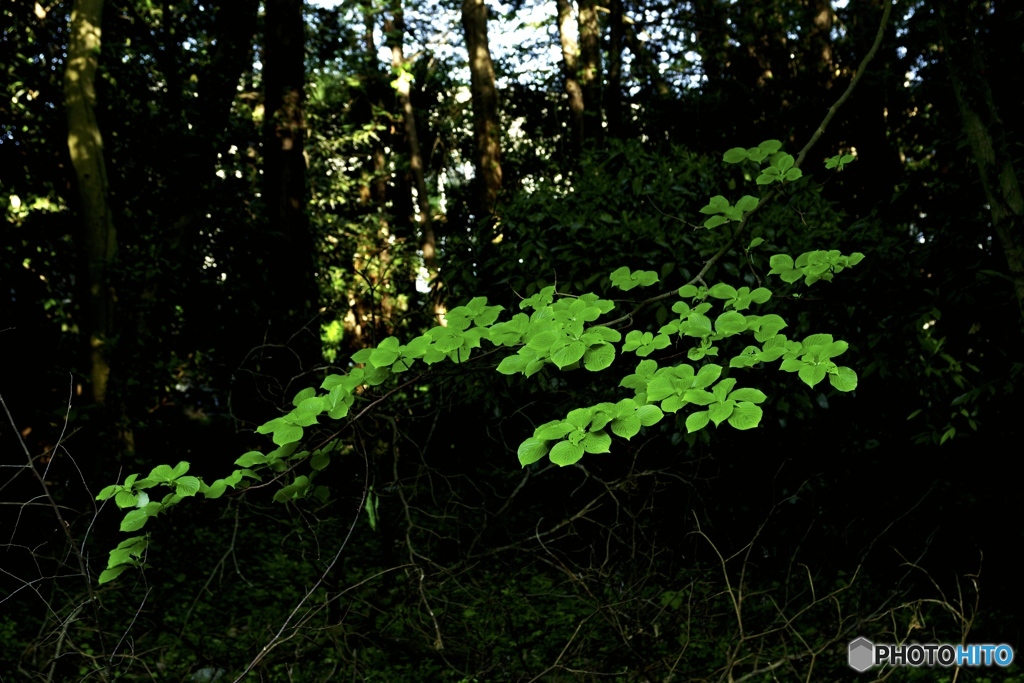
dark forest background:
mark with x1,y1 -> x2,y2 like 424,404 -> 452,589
2,0 -> 1023,680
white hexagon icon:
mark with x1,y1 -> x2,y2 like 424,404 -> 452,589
848,637 -> 874,672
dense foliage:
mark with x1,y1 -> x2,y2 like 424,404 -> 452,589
2,0 -> 1022,681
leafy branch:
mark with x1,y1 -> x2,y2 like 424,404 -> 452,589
92,0 -> 897,581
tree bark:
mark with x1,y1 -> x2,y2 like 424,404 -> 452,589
362,2 -> 389,209
578,0 -> 603,145
65,0 -> 117,406
461,0 -> 502,217
605,0 -> 624,139
555,0 -> 585,156
937,0 -> 1024,309
385,7 -> 437,282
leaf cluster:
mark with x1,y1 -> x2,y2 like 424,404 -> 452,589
723,139 -> 804,185
769,250 -> 865,286
95,140 -> 864,583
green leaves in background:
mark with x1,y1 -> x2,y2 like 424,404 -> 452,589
825,153 -> 857,171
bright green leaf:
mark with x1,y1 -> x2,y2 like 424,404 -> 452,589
715,311 -> 748,336
728,403 -> 763,430
723,147 -> 749,163
204,480 -> 228,499
693,364 -> 723,389
535,420 -> 573,441
583,343 -> 616,371
582,430 -> 612,454
635,404 -> 664,426
708,402 -> 734,427
120,509 -> 151,533
551,340 -> 587,368
175,476 -> 201,497
271,423 -> 303,446
829,366 -> 858,392
798,364 -> 828,388
516,440 -> 548,466
729,388 -> 767,403
686,411 -> 710,433
610,415 -> 641,439
497,354 -> 528,375
549,441 -> 584,467
99,565 -> 133,584
292,387 -> 316,406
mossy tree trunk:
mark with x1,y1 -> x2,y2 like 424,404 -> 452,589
64,0 -> 117,406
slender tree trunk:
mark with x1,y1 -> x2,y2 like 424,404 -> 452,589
556,0 -> 585,156
605,0 -> 624,139
385,7 -> 437,285
578,0 -> 603,145
461,0 -> 502,217
937,0 -> 1024,309
263,0 -> 318,329
362,2 -> 389,209
65,0 -> 117,406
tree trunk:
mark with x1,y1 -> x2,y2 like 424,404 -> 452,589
385,7 -> 437,286
65,0 -> 117,406
262,0 -> 318,329
556,0 -> 585,156
461,0 -> 502,217
362,2 -> 389,209
605,0 -> 624,139
578,0 -> 603,145
937,0 -> 1024,310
